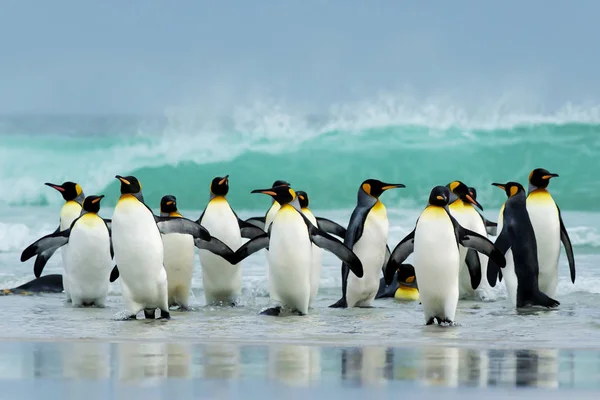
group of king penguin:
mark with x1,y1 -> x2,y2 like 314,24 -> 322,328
14,168 -> 575,325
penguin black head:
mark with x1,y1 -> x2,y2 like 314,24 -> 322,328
428,186 -> 450,207
160,195 -> 178,214
360,179 -> 405,198
529,168 -> 559,190
448,180 -> 483,210
272,180 -> 290,188
296,191 -> 309,208
44,181 -> 83,202
210,175 -> 230,197
397,264 -> 418,288
492,182 -> 525,198
82,195 -> 104,214
115,175 -> 142,195
251,185 -> 296,205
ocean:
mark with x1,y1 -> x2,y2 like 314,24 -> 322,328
1,111 -> 600,397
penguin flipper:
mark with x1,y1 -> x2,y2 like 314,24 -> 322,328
229,233 -> 270,264
21,229 -> 70,278
381,245 -> 391,273
557,207 -> 576,283
310,229 -> 363,278
316,217 -> 347,238
457,228 -> 506,268
103,219 -> 114,259
109,266 -> 119,282
375,274 -> 399,299
237,218 -> 267,239
384,229 -> 415,285
12,274 -> 64,294
244,216 -> 266,230
156,216 -> 211,241
484,218 -> 498,236
465,249 -> 482,290
194,237 -> 237,263
487,226 -> 511,287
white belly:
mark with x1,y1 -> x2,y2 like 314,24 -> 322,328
268,208 -> 311,314
302,208 -> 322,307
414,208 -> 460,322
527,193 -> 561,297
59,201 -> 82,298
162,232 -> 195,299
347,208 -> 388,307
199,199 -> 243,304
64,215 -> 112,305
497,206 -> 517,307
448,203 -> 491,299
112,199 -> 166,310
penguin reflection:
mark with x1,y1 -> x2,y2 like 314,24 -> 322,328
341,347 -> 390,387
268,344 -> 321,387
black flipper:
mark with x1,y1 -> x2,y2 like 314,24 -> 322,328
1,274 -> 65,295
244,216 -> 266,230
228,233 -> 270,265
484,219 -> 498,236
237,218 -> 267,239
557,207 -> 576,284
316,217 -> 347,238
110,266 -> 120,282
21,229 -> 71,278
194,237 -> 237,263
487,225 -> 511,287
381,244 -> 391,273
384,229 -> 415,285
103,218 -> 114,259
155,216 -> 211,241
465,249 -> 482,290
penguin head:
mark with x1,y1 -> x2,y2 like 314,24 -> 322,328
529,168 -> 559,189
82,195 -> 104,214
360,179 -> 405,198
251,185 -> 296,205
45,181 -> 83,202
468,187 -> 477,201
397,264 -> 418,289
272,180 -> 290,188
428,186 -> 450,207
296,191 -> 309,208
492,182 -> 525,198
210,175 -> 230,196
447,180 -> 483,210
115,175 -> 142,195
160,195 -> 178,214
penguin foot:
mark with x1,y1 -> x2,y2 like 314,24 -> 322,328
294,310 -> 306,316
259,306 -> 282,316
329,298 -> 348,308
440,318 -> 456,326
426,318 -> 436,325
175,305 -> 190,312
144,309 -> 156,319
160,310 -> 171,320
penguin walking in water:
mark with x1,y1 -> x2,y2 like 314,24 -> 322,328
447,181 -> 493,299
40,181 -> 86,302
21,195 -> 114,307
526,169 -> 575,298
296,190 -> 347,307
330,179 -> 405,309
375,263 -> 419,301
487,182 -> 561,309
468,187 -> 498,236
229,185 -> 363,316
111,175 -> 235,320
196,175 -> 265,306
159,195 -> 195,310
384,186 -> 505,325
245,180 -> 291,232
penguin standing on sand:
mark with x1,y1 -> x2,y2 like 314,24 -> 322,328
330,179 -> 405,308
526,169 -> 575,298
111,175 -> 235,320
41,181 -> 86,302
196,175 -> 265,306
447,181 -> 493,299
229,185 -> 363,316
159,195 -> 195,310
21,195 -> 114,307
296,190 -> 347,307
468,187 -> 498,236
487,182 -> 561,309
384,186 -> 505,325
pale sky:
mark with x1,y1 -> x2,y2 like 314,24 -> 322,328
1,0 -> 598,115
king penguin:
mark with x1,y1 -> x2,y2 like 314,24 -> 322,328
330,179 -> 405,309
159,195 -> 195,310
447,180 -> 493,299
384,186 -> 506,325
21,195 -> 114,307
526,168 -> 576,298
296,190 -> 347,307
486,182 -> 561,309
196,175 -> 265,306
228,184 -> 363,316
375,263 -> 420,301
111,175 -> 233,320
41,181 -> 86,302
468,187 -> 498,236
245,180 -> 291,231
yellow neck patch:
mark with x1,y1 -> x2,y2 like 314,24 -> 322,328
169,212 -> 183,218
